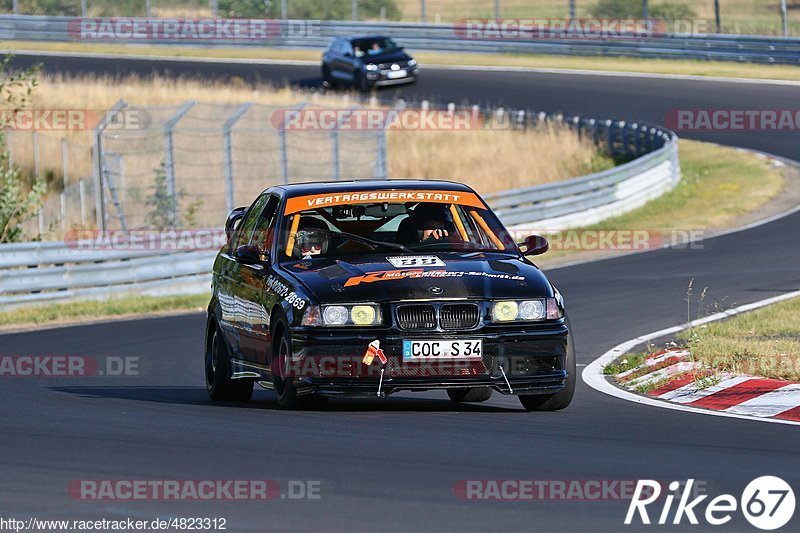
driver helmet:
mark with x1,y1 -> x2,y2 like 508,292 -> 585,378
294,217 -> 330,258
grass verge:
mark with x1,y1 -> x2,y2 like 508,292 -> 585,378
602,352 -> 646,375
678,296 -> 800,382
0,293 -> 208,330
535,139 -> 785,267
5,41 -> 800,83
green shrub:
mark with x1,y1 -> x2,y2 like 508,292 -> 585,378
592,0 -> 695,21
0,55 -> 46,243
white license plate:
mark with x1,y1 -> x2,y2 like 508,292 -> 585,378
387,69 -> 407,79
403,339 -> 482,360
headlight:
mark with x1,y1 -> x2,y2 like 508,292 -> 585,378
408,59 -> 417,66
323,305 -> 349,325
492,301 -> 519,322
315,304 -> 382,326
366,64 -> 378,71
519,300 -> 545,320
351,305 -> 376,326
492,299 -> 556,322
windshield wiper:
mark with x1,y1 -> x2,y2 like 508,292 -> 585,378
323,229 -> 412,253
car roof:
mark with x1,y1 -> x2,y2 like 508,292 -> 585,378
271,180 -> 475,198
344,35 -> 391,42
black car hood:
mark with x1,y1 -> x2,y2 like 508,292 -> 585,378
359,50 -> 410,65
282,253 -> 552,304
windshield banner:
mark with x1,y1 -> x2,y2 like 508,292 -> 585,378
283,190 -> 485,215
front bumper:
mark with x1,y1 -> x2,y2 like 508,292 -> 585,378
367,67 -> 420,87
286,323 -> 568,397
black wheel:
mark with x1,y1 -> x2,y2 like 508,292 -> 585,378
271,322 -> 327,410
206,325 -> 253,402
354,71 -> 370,92
322,65 -> 336,88
447,387 -> 492,403
519,317 -> 576,412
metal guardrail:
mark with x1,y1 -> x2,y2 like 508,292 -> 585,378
0,241 -> 215,308
486,128 -> 679,228
1,15 -> 800,64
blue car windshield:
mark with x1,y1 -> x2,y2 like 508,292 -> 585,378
352,37 -> 399,57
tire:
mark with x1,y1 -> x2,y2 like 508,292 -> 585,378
447,387 -> 492,403
354,71 -> 370,92
205,325 -> 253,402
519,317 -> 576,412
271,321 -> 327,410
322,65 -> 336,88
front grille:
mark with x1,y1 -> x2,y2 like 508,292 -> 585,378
440,304 -> 480,330
378,61 -> 408,70
396,305 -> 436,330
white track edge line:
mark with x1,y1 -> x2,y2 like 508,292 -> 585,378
582,289 -> 800,427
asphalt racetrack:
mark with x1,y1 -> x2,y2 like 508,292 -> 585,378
2,53 -> 800,531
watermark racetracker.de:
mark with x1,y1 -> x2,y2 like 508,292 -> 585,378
0,355 -> 140,377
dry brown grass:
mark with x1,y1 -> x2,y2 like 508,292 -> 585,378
395,0 -> 800,34
388,124 -> 611,193
10,74 -> 608,236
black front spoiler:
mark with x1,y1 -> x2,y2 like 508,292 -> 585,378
256,372 -> 566,398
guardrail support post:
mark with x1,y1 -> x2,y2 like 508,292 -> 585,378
103,153 -> 128,231
32,131 -> 39,179
374,116 -> 388,180
781,0 -> 789,37
222,102 -> 252,213
6,129 -> 12,168
420,0 -> 426,23
331,108 -> 356,181
93,99 -> 127,231
164,100 -> 196,227
351,0 -> 358,21
79,179 -> 87,226
60,138 -> 69,231
279,103 -> 306,185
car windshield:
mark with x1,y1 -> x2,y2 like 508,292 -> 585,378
352,37 -> 399,57
279,189 -> 516,260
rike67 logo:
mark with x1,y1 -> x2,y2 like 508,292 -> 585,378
626,477 -> 795,530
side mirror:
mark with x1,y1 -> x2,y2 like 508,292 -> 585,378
225,207 -> 247,240
518,234 -> 549,256
234,244 -> 262,265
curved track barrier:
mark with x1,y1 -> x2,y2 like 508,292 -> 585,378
2,15 -> 800,64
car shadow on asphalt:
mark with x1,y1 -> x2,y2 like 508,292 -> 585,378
47,386 -> 522,413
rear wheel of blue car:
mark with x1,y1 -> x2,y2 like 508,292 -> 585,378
519,319 -> 576,412
206,326 -> 253,402
272,322 -> 328,410
322,65 -> 336,88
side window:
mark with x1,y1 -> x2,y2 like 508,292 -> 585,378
234,195 -> 269,249
250,196 -> 281,254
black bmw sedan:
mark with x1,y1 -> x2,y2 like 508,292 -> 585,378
321,35 -> 419,91
205,180 -> 574,411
